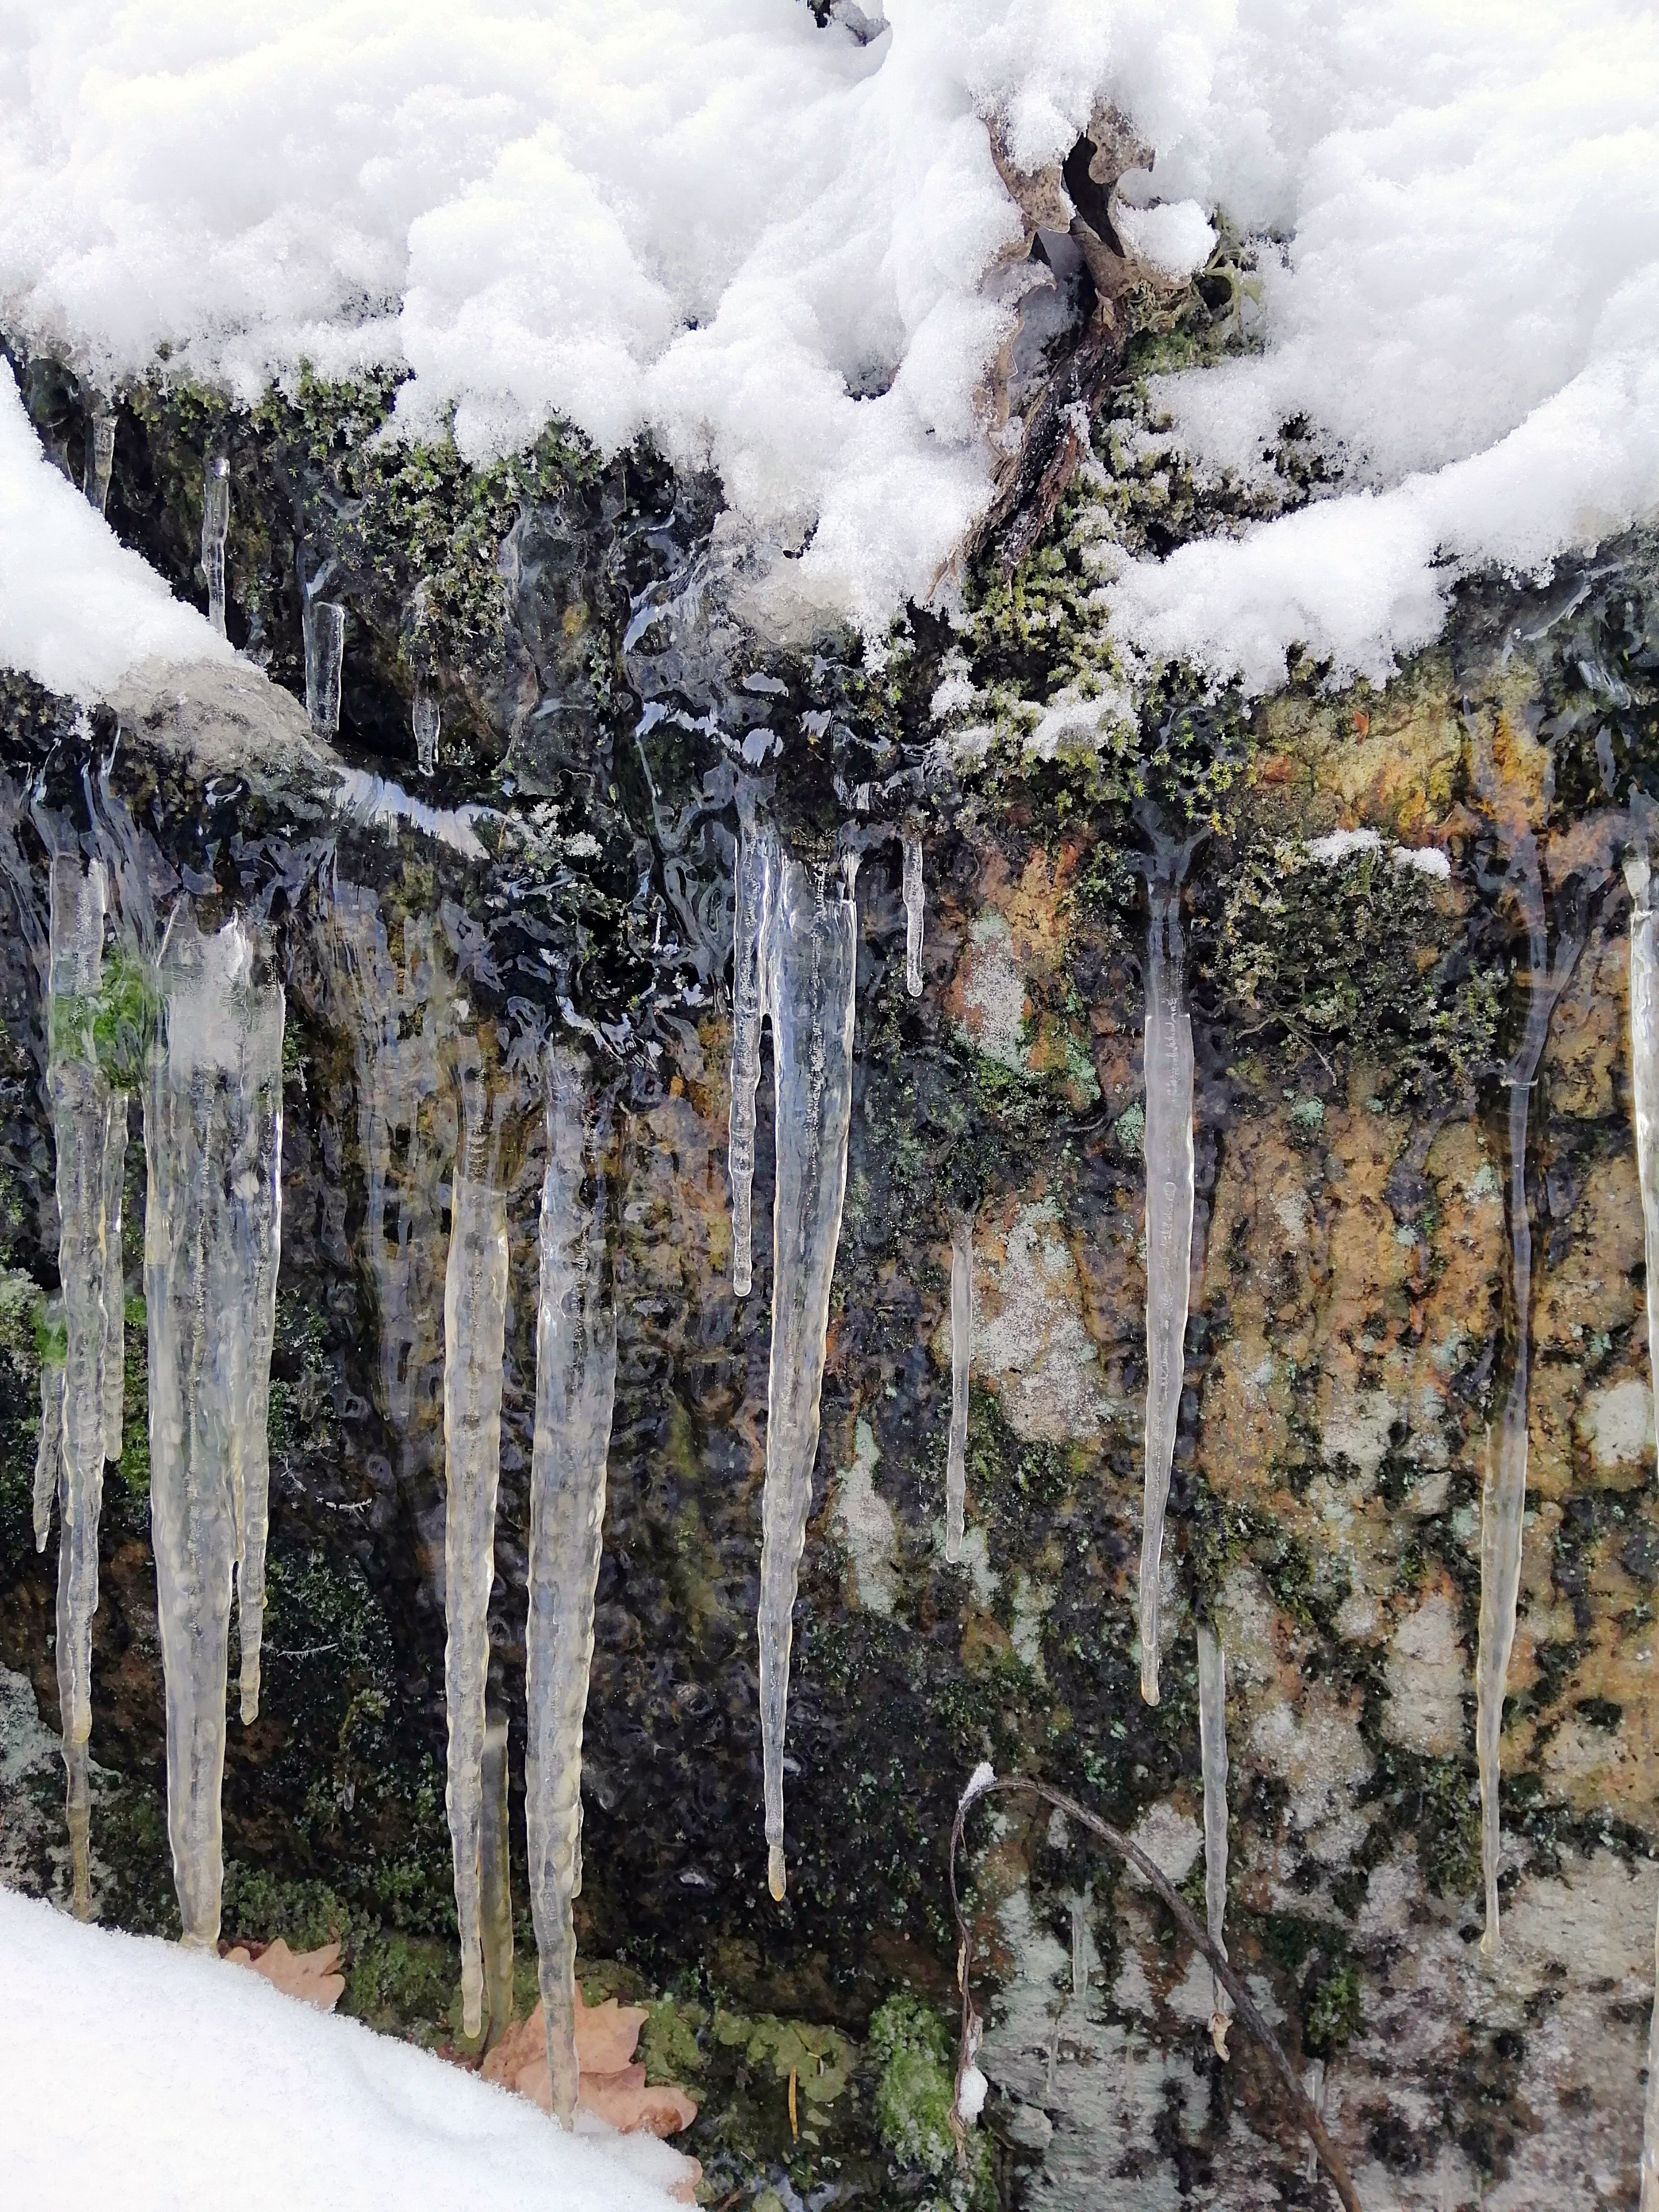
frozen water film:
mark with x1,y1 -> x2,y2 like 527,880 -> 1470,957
902,831 -> 924,998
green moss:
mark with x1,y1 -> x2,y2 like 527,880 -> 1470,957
1302,1960 -> 1362,2058
869,1995 -> 959,2175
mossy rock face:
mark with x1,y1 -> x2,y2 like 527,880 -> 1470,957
1,330 -> 1659,2208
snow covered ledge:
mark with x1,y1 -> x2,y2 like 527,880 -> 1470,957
0,1887 -> 692,2211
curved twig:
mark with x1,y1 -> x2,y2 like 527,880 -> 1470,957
948,1775 -> 1362,2212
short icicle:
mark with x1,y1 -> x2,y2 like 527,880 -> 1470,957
1625,849 -> 1659,2207
524,1046 -> 618,2125
1138,864 -> 1195,1705
728,810 -> 779,1298
84,403 -> 115,515
1197,1621 -> 1233,2057
202,458 -> 229,638
146,911 -> 285,1948
305,599 -> 345,735
443,1056 -> 511,2041
43,854 -> 123,1917
1475,850 -> 1584,1957
413,682 -> 441,778
759,852 -> 859,1900
945,1214 -> 972,1563
902,830 -> 924,998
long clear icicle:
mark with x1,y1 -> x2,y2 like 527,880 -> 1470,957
729,814 -> 778,1297
760,854 -> 858,1900
147,912 -> 285,1948
1139,875 -> 1195,1705
44,855 -> 122,1918
945,1215 -> 972,1563
525,1047 -> 618,2124
1624,852 -> 1659,2206
1197,1622 -> 1233,2058
443,1070 -> 511,2041
902,831 -> 924,998
202,458 -> 229,637
1476,859 -> 1582,1957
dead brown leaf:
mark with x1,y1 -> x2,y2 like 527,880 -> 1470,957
224,1936 -> 344,2013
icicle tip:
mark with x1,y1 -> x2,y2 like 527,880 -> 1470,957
767,1842 -> 786,1901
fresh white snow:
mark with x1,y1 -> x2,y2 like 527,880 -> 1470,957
0,1885 -> 687,2211
1,0 -> 1653,684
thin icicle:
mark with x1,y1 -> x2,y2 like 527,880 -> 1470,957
33,1322 -> 63,1555
759,853 -> 858,1900
902,830 -> 924,998
202,458 -> 229,638
525,1046 -> 617,2125
478,1713 -> 515,2054
414,682 -> 440,778
728,812 -> 778,1298
46,855 -> 120,1920
84,405 -> 114,515
1476,855 -> 1584,1957
228,987 -> 284,1727
1197,1622 -> 1233,2058
147,914 -> 284,1948
443,1069 -> 510,2041
99,1101 -> 126,1463
1625,851 -> 1659,2205
945,1214 -> 972,1563
305,599 -> 345,735
1138,872 -> 1195,1705
1070,1898 -> 1088,2001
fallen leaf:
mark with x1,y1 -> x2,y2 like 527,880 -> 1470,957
224,1937 -> 344,2014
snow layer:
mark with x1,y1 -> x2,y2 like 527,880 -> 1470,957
0,363 -> 228,696
1,0 -> 1656,673
0,1886 -> 685,2212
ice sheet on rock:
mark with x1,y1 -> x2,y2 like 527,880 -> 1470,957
1476,855 -> 1584,1957
1197,1622 -> 1232,2054
945,1214 -> 972,1564
728,810 -> 778,1299
201,458 -> 229,638
759,854 -> 858,1899
525,1047 -> 618,2125
902,831 -> 924,998
1138,868 -> 1195,1706
146,910 -> 285,1949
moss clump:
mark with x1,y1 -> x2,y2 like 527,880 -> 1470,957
868,1994 -> 966,2181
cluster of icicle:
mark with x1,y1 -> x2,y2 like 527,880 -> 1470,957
25,828 -> 286,1946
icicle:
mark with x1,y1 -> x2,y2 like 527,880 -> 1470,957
99,1103 -> 126,1464
902,830 -> 924,998
146,912 -> 284,1949
759,853 -> 859,1900
525,1046 -> 618,2125
1475,857 -> 1584,1957
1197,1622 -> 1233,2058
201,458 -> 229,638
1625,852 -> 1659,2203
32,1319 -> 64,1555
304,599 -> 345,735
414,682 -> 440,778
45,855 -> 120,1920
1138,871 -> 1195,1705
83,404 -> 114,515
443,1067 -> 510,2041
728,813 -> 779,1298
1070,1898 -> 1088,2001
479,1712 -> 515,2054
945,1214 -> 972,1563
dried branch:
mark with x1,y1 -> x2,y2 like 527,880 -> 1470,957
947,1774 -> 1363,2212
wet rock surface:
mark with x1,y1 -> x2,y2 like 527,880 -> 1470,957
0,334 -> 1658,2210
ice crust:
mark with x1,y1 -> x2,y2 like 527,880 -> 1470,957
2,1 -> 1653,667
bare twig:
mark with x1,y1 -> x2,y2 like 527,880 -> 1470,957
948,1775 -> 1362,2212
